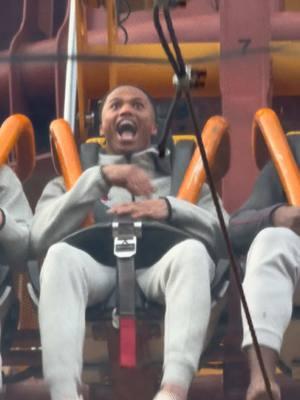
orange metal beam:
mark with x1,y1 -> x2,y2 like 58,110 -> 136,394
50,118 -> 94,225
253,108 -> 300,206
177,115 -> 229,203
50,119 -> 82,190
0,114 -> 35,182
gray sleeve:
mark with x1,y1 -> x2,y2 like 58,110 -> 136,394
228,160 -> 286,255
166,183 -> 229,262
0,165 -> 32,265
31,166 -> 110,256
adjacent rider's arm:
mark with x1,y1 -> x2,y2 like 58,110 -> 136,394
166,183 -> 229,262
228,161 -> 286,255
0,165 -> 32,266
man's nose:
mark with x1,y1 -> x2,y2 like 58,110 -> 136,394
119,103 -> 133,115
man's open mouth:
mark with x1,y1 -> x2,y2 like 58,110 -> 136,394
116,119 -> 137,140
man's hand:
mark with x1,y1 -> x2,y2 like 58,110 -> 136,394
101,164 -> 154,196
272,205 -> 300,234
108,199 -> 170,221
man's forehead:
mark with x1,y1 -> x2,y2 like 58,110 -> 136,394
105,86 -> 150,104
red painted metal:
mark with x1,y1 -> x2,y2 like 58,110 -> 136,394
219,2 -> 272,399
272,12 -> 300,40
220,0 -> 272,212
1,3 -> 300,397
1,1 -> 300,132
9,0 -> 46,114
0,0 -> 68,120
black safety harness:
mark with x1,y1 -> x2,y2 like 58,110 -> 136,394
75,140 -> 195,366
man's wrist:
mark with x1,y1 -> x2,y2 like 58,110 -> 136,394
161,197 -> 172,221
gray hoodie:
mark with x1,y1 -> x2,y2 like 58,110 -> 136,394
0,164 -> 32,266
31,147 -> 228,262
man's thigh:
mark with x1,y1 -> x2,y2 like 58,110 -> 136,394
41,242 -> 116,307
136,239 -> 214,304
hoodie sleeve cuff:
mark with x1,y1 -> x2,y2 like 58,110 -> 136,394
160,197 -> 172,221
0,209 -> 6,231
269,203 -> 287,226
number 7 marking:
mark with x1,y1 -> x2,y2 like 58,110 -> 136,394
238,38 -> 252,54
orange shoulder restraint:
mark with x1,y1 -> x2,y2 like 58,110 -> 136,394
50,115 -> 229,205
253,108 -> 300,206
0,114 -> 36,182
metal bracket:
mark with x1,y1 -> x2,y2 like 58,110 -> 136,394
112,220 -> 142,258
173,65 -> 207,90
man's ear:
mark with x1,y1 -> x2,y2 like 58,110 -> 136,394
151,124 -> 158,137
99,124 -> 105,137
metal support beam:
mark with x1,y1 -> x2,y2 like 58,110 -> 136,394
64,0 -> 77,131
220,0 -> 272,212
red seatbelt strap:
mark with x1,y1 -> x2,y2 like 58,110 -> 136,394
120,316 -> 136,367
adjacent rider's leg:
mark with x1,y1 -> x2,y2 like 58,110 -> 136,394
137,239 -> 216,400
246,346 -> 281,400
39,242 -> 115,400
242,227 -> 300,400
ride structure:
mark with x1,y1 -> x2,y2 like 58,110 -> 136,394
1,1 -> 300,400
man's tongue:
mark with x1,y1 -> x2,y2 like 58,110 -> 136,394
120,131 -> 135,141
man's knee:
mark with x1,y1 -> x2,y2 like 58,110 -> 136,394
250,227 -> 299,257
169,239 -> 214,278
40,242 -> 82,285
255,226 -> 299,245
246,227 -> 300,284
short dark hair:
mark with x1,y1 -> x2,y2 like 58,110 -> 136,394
98,85 -> 157,123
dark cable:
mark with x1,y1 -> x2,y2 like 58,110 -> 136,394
184,89 -> 275,400
158,86 -> 182,157
119,0 -> 131,24
153,2 -> 275,400
116,0 -> 131,44
153,4 -> 181,76
163,5 -> 185,75
119,24 -> 129,44
0,52 -> 169,64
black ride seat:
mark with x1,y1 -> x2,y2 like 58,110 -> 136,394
0,265 -> 18,353
27,221 -> 229,317
26,116 -> 230,384
26,219 -> 229,381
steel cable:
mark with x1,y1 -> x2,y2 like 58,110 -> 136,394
153,2 -> 275,399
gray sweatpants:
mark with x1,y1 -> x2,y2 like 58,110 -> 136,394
39,239 -> 215,400
242,227 -> 300,352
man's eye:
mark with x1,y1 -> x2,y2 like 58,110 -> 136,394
133,102 -> 144,110
111,102 -> 120,110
